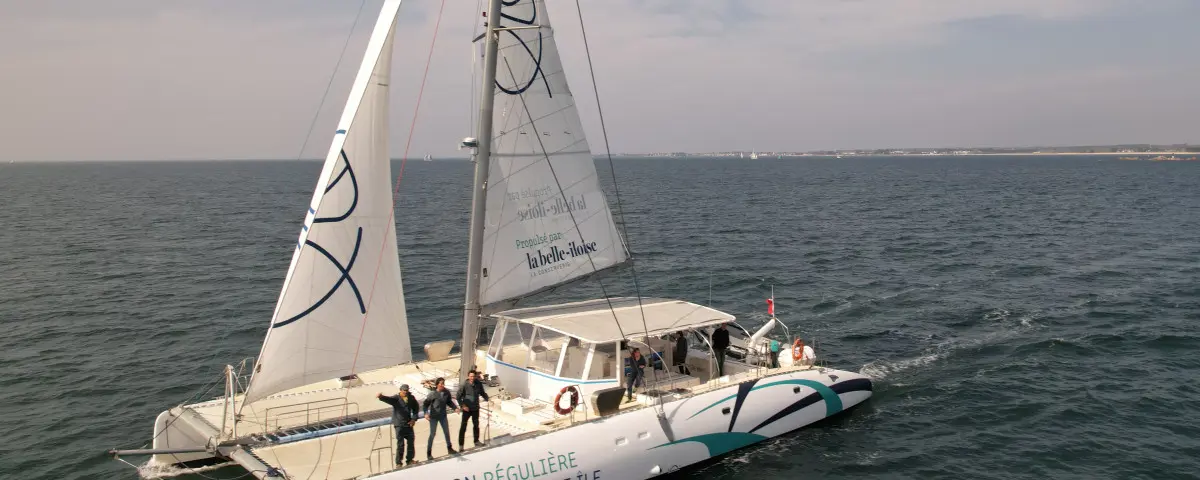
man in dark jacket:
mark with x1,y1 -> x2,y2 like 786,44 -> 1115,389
376,384 -> 419,466
712,324 -> 731,377
673,332 -> 689,374
422,377 -> 458,459
456,370 -> 491,450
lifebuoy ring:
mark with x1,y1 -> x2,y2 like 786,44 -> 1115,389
791,338 -> 806,362
553,385 -> 579,415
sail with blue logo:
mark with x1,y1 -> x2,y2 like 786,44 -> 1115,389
245,0 -> 411,404
478,0 -> 628,307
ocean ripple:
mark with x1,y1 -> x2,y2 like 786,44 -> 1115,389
1,157 -> 1198,479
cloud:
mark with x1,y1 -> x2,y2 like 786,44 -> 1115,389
0,0 -> 1194,161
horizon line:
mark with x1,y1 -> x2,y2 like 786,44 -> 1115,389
4,142 -> 1196,163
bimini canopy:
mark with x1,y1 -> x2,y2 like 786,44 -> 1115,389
490,297 -> 735,344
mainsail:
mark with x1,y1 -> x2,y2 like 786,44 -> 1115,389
478,0 -> 628,307
245,0 -> 410,404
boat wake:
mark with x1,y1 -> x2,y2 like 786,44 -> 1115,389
136,460 -> 238,479
859,351 -> 942,381
859,306 -> 1044,381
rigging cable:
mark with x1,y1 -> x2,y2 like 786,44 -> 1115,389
493,0 -> 659,347
482,2 -> 635,343
237,0 -> 370,411
140,2 -> 389,478
573,0 -> 653,343
293,0 -> 370,163
321,1 -> 448,478
263,0 -> 387,457
497,52 -> 631,342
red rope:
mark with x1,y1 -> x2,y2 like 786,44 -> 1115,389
324,1 -> 447,474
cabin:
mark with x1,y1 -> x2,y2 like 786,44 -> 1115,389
483,297 -> 773,413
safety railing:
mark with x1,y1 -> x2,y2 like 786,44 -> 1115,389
263,398 -> 362,432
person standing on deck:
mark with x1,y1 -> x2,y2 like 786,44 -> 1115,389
376,384 -> 419,466
673,332 -> 689,375
456,370 -> 490,450
626,348 -> 646,402
422,377 -> 458,459
712,324 -> 731,377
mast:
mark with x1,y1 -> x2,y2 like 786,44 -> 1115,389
459,0 -> 505,383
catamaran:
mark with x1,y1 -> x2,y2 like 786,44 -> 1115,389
109,1 -> 872,478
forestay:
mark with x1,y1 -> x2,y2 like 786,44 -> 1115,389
245,0 -> 411,404
478,0 -> 628,307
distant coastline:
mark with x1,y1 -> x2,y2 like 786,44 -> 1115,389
7,144 -> 1198,163
623,144 -> 1200,160
623,151 -> 1197,157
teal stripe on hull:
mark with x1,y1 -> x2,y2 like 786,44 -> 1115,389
688,378 -> 844,420
653,379 -> 850,460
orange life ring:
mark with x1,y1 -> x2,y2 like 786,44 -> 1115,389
791,338 -> 805,362
553,385 -> 579,415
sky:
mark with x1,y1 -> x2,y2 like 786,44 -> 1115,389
1,0 -> 1197,161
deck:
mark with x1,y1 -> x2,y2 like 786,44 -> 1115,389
174,353 -> 814,479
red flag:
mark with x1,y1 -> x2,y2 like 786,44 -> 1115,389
766,298 -> 774,316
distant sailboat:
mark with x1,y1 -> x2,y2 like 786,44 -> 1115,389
111,1 -> 873,478
423,153 -> 432,161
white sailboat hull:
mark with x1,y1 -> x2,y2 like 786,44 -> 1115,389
144,360 -> 870,479
376,367 -> 871,479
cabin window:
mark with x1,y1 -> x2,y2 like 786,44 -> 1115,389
487,321 -> 507,359
586,342 -> 618,380
689,330 -> 712,351
527,327 -> 568,374
476,318 -> 496,350
491,320 -> 533,368
557,337 -> 587,379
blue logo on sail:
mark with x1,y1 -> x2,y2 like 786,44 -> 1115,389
495,1 -> 551,97
273,149 -> 365,328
